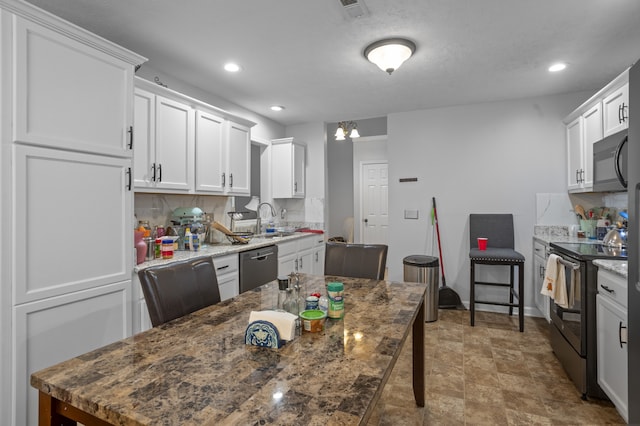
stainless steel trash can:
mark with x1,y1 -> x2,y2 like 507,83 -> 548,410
403,255 -> 439,322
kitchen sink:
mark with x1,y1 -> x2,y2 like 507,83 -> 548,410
257,232 -> 295,239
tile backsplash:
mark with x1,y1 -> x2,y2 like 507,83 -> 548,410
134,193 -> 325,239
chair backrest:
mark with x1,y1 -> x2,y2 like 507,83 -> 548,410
469,214 -> 515,249
138,257 -> 221,327
324,242 -> 388,280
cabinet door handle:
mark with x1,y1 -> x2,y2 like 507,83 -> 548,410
315,252 -> 319,262
230,173 -> 233,188
158,164 -> 162,182
222,172 -> 226,187
600,284 -> 615,294
295,258 -> 299,271
216,265 -> 229,271
619,322 -> 628,348
151,163 -> 156,182
127,126 -> 133,149
618,104 -> 623,123
294,181 -> 297,192
621,103 -> 628,123
575,169 -> 580,184
126,167 -> 132,191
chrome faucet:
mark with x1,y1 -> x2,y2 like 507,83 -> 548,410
256,202 -> 276,234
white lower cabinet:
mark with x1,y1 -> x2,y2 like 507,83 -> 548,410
277,235 -> 325,276
532,240 -> 550,322
596,269 -> 628,423
14,281 -> 131,426
213,254 -> 239,301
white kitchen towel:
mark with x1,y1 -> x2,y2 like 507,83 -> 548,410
541,254 -> 568,308
249,310 -> 297,341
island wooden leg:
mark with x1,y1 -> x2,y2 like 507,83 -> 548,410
412,299 -> 425,407
39,392 -> 77,426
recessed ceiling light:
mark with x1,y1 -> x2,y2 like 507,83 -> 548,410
548,62 -> 567,72
270,105 -> 285,111
224,63 -> 241,72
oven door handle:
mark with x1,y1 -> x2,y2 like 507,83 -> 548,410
557,257 -> 580,269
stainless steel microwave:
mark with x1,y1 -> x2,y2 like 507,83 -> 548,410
593,129 -> 628,192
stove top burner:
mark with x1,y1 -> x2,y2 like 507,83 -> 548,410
550,242 -> 627,260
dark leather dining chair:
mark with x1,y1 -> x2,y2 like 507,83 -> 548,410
138,256 -> 221,327
324,242 -> 388,280
469,214 -> 525,332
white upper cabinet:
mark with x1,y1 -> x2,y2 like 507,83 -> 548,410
566,117 -> 583,192
566,103 -> 601,193
272,137 -> 306,198
133,89 -> 194,191
13,16 -> 134,157
602,82 -> 629,137
133,87 -> 156,187
226,121 -> 251,195
195,110 -> 226,192
154,95 -> 194,190
563,68 -> 628,193
133,77 -> 254,194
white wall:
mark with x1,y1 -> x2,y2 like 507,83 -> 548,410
136,65 -> 285,142
387,91 -> 592,312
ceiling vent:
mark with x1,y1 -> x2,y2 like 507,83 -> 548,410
338,0 -> 369,20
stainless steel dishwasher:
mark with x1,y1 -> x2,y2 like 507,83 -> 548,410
239,245 -> 278,293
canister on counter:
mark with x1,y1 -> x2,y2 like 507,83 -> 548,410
155,238 -> 162,258
327,282 -> 344,319
162,238 -> 174,259
144,237 -> 154,261
305,296 -> 319,310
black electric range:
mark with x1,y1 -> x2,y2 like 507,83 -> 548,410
550,241 -> 627,261
548,240 -> 626,400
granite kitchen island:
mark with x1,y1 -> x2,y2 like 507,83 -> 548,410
31,274 -> 427,425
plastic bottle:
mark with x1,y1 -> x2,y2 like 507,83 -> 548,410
318,293 -> 329,314
184,227 -> 192,251
192,232 -> 199,251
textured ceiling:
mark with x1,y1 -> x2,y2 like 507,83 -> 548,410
25,0 -> 640,126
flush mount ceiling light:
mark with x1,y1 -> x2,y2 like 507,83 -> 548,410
548,62 -> 567,72
224,62 -> 242,72
270,105 -> 285,111
335,121 -> 360,140
364,38 -> 416,74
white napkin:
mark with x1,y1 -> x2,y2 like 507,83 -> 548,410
249,310 -> 297,341
541,254 -> 568,308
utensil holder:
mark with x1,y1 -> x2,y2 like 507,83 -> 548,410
580,219 -> 597,239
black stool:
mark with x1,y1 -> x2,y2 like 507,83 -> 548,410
469,214 -> 525,332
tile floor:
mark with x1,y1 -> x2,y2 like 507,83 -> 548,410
367,309 -> 625,425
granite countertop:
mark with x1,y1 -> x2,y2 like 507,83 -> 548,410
135,232 -> 321,272
534,228 -> 628,278
594,259 -> 628,278
31,274 -> 427,425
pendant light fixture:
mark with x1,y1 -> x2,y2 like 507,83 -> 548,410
335,121 -> 360,140
364,38 -> 416,75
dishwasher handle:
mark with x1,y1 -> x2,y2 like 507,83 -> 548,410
251,252 -> 275,261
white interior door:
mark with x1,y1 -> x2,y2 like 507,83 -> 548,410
361,162 -> 389,245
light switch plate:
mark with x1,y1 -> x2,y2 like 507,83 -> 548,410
404,209 -> 419,219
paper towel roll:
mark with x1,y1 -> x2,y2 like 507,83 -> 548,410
249,310 -> 297,341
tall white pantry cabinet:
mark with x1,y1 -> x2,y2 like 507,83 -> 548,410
0,1 -> 146,425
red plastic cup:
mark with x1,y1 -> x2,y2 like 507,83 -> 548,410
477,237 -> 488,250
